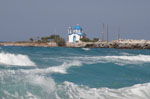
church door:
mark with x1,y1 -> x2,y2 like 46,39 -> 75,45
73,36 -> 76,43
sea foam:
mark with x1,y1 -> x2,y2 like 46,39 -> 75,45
59,54 -> 150,65
23,60 -> 82,74
0,71 -> 56,99
1,67 -> 150,99
82,48 -> 91,51
43,61 -> 82,74
104,55 -> 150,63
57,81 -> 150,99
0,52 -> 36,66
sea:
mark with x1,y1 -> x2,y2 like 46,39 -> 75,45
0,46 -> 150,99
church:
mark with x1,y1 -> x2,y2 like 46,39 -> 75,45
68,25 -> 86,43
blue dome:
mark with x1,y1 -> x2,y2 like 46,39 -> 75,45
77,32 -> 86,36
73,25 -> 82,30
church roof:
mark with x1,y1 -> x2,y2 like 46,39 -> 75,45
77,32 -> 86,36
73,25 -> 82,30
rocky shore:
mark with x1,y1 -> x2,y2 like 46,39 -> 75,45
0,40 -> 150,49
66,40 -> 150,49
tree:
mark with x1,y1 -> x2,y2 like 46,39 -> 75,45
92,38 -> 99,42
55,37 -> 66,46
41,37 -> 48,42
80,38 -> 91,42
29,38 -> 34,42
50,35 -> 65,46
49,35 -> 60,39
40,35 -> 66,46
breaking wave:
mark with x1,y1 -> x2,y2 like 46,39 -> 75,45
58,54 -> 150,66
41,61 -> 82,74
57,81 -> 150,99
1,69 -> 150,99
101,54 -> 150,65
0,52 -> 36,66
105,55 -> 150,62
22,60 -> 82,74
0,70 -> 56,99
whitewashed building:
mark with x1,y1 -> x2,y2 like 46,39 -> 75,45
68,25 -> 86,43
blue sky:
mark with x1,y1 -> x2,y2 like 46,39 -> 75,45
0,0 -> 150,41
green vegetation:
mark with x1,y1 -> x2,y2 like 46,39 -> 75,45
29,38 -> 34,42
80,37 -> 99,42
40,35 -> 66,46
92,38 -> 99,42
80,38 -> 91,42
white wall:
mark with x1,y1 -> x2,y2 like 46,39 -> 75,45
68,34 -> 81,43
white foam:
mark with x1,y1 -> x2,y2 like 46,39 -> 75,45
0,70 -> 56,99
26,75 -> 56,93
0,52 -> 36,66
0,61 -> 82,76
82,48 -> 91,51
25,92 -> 39,99
57,81 -> 150,99
43,61 -> 82,74
1,68 -> 150,99
104,55 -> 150,63
59,54 -> 150,65
23,60 -> 82,74
102,55 -> 150,65
120,52 -> 133,56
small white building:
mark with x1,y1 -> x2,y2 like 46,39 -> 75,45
68,25 -> 86,43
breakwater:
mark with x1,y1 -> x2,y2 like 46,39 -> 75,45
66,40 -> 150,49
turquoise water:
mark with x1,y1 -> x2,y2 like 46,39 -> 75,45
0,46 -> 150,99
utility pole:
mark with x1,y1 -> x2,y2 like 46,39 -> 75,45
101,23 -> 105,41
106,24 -> 109,43
118,27 -> 120,41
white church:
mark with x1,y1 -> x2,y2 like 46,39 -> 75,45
68,25 -> 86,43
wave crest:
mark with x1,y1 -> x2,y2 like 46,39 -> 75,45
82,48 -> 91,51
0,52 -> 36,66
24,60 -> 82,74
59,54 -> 150,65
